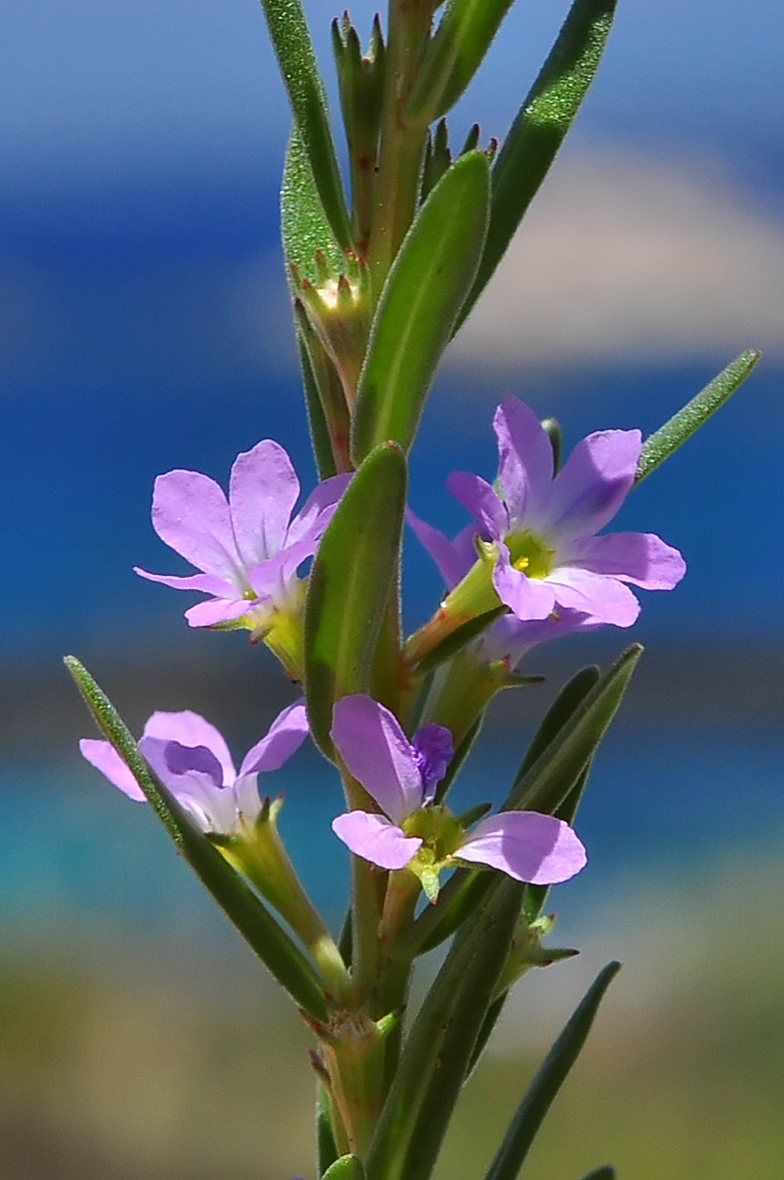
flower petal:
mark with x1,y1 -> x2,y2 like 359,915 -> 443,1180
133,569 -> 237,596
560,532 -> 686,590
184,597 -> 254,628
239,700 -> 310,775
477,609 -> 603,666
541,429 -> 641,542
546,566 -> 641,626
458,812 -> 587,884
406,510 -> 477,591
492,546 -> 557,620
494,397 -> 554,523
141,710 -> 236,783
331,695 -> 423,824
79,739 -> 146,801
285,473 -> 353,548
332,811 -> 422,870
139,735 -> 237,833
445,472 -> 507,540
150,469 -> 246,585
228,440 -> 300,568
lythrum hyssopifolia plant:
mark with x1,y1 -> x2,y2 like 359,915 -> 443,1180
69,2 -> 760,1177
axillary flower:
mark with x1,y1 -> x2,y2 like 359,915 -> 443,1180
407,398 -> 685,664
330,694 -> 586,900
79,702 -> 309,835
135,440 -> 350,678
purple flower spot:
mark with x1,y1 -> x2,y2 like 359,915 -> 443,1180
164,741 -> 225,788
412,724 -> 454,800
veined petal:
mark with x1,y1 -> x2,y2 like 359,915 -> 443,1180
184,596 -> 254,628
458,812 -> 587,884
560,532 -> 687,590
477,609 -> 603,666
541,430 -> 642,542
332,811 -> 422,870
79,739 -> 146,802
492,546 -> 556,620
446,472 -> 508,540
406,510 -> 477,591
285,473 -> 352,548
150,469 -> 246,585
494,397 -> 554,523
139,735 -> 235,832
239,700 -> 309,775
229,440 -> 300,569
230,773 -> 264,826
547,566 -> 641,626
141,710 -> 236,784
331,695 -> 424,824
133,569 -> 237,596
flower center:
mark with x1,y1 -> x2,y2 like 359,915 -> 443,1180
506,530 -> 555,579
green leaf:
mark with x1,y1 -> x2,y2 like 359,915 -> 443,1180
634,349 -> 761,485
517,665 -> 600,780
351,151 -> 490,463
323,1154 -> 368,1180
296,329 -> 338,480
304,442 -> 407,756
317,1082 -> 340,1176
457,0 -> 618,330
366,876 -> 523,1180
282,127 -> 346,287
504,646 -> 641,815
483,962 -> 621,1180
407,0 -> 516,122
522,758 -> 593,922
577,1168 -> 616,1180
65,656 -> 329,1022
260,0 -> 352,250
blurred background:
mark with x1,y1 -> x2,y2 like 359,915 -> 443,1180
1,1 -> 783,1176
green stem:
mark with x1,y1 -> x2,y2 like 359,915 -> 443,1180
368,0 -> 434,291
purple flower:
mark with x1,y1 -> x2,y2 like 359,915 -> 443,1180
330,694 -> 586,886
407,508 -> 603,668
438,397 -> 685,627
135,439 -> 350,633
80,702 -> 309,836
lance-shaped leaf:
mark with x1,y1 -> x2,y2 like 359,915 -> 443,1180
260,0 -> 352,250
282,127 -> 346,287
296,328 -> 339,481
457,0 -> 617,331
517,665 -> 600,778
317,1082 -> 341,1176
503,645 -> 641,815
351,152 -> 490,463
305,442 -> 407,757
365,875 -> 523,1180
635,349 -> 761,485
407,0 -> 516,122
65,656 -> 329,1022
483,962 -> 621,1180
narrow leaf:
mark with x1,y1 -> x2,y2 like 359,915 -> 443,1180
351,152 -> 490,463
577,1168 -> 615,1180
457,0 -> 617,329
483,962 -> 621,1180
407,0 -> 516,121
282,127 -> 346,286
517,666 -> 600,779
260,0 -> 352,249
503,646 -> 641,815
366,876 -> 523,1180
317,1082 -> 340,1176
634,349 -> 761,484
297,329 -> 338,480
65,657 -> 329,1021
413,606 -> 506,675
305,443 -> 407,756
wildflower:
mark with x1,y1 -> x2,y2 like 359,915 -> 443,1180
79,702 -> 308,836
427,397 -> 686,629
330,694 -> 586,895
134,440 -> 350,674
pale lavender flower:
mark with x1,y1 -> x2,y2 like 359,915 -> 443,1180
330,695 -> 586,885
135,439 -> 349,632
80,702 -> 309,835
407,508 -> 603,668
438,397 -> 685,627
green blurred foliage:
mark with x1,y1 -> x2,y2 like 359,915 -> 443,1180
2,852 -> 783,1179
